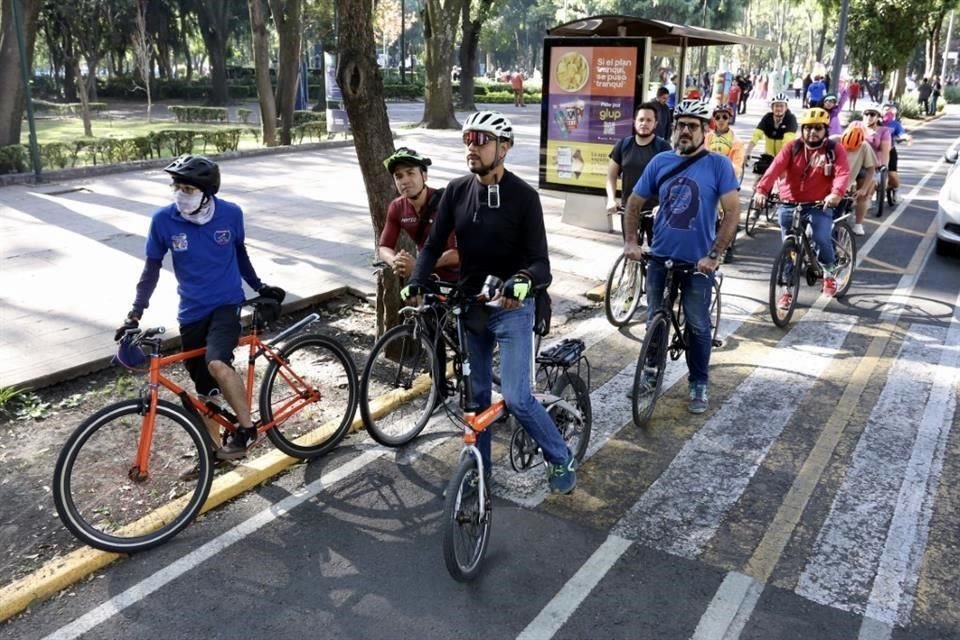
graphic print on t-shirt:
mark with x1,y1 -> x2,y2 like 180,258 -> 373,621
662,176 -> 701,230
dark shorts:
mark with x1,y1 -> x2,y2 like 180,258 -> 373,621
888,147 -> 898,172
856,167 -> 868,181
179,304 -> 242,396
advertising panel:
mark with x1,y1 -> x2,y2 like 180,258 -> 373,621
540,42 -> 642,193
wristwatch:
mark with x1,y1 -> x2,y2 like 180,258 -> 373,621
708,249 -> 720,261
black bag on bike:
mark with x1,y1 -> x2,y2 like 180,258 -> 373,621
752,153 -> 774,175
534,289 -> 552,336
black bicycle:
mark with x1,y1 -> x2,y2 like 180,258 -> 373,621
769,200 -> 857,327
604,208 -> 654,327
873,164 -> 888,218
745,184 -> 780,236
631,257 -> 722,427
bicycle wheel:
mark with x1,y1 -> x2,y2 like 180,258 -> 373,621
769,239 -> 802,327
604,253 -> 644,327
831,221 -> 857,298
442,455 -> 491,582
358,323 -> 439,447
744,201 -> 761,237
53,399 -> 212,553
549,371 -> 592,463
874,170 -> 887,218
259,334 -> 358,459
632,312 -> 671,428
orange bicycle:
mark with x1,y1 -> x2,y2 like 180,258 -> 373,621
53,298 -> 358,553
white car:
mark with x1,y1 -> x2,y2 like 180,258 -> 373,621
938,151 -> 960,255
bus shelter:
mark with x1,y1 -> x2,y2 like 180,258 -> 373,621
539,15 -> 772,231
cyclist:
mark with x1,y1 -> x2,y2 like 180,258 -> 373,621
882,102 -> 911,205
114,155 -> 285,462
605,101 -> 672,243
806,75 -> 826,108
405,111 -> 577,495
753,108 -> 851,305
744,93 -> 798,181
379,147 -> 458,281
623,99 -> 740,414
823,94 -> 845,135
834,123 -> 876,236
862,106 -> 892,214
705,103 -> 745,261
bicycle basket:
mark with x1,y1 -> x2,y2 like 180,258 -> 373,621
113,336 -> 147,371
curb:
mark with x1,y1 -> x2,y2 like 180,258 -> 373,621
17,286 -> 369,392
0,367 -> 431,624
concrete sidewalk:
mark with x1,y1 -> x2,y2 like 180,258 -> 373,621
0,106 -> 625,390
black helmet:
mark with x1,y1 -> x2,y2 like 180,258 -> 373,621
383,147 -> 432,173
164,154 -> 220,195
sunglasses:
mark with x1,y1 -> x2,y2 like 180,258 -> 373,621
714,114 -> 730,121
864,112 -> 879,117
463,130 -> 498,146
675,121 -> 702,132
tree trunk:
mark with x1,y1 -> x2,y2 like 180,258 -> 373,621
268,0 -> 302,146
420,0 -> 458,129
249,0 -> 277,146
334,0 -> 402,336
0,0 -> 42,146
71,58 -> 93,138
196,5 -> 229,105
458,1 -> 478,111
85,53 -> 98,100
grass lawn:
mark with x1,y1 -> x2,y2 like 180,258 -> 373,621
24,116 -> 265,151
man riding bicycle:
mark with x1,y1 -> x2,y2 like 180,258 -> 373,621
744,93 -> 798,181
379,147 -> 459,281
753,107 -> 851,305
706,103 -> 746,261
115,155 -> 285,465
405,111 -> 578,495
623,99 -> 740,414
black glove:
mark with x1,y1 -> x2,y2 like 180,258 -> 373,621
400,282 -> 426,301
502,274 -> 532,302
114,312 -> 141,342
259,285 -> 286,303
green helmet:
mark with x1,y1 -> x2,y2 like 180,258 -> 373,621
383,147 -> 432,173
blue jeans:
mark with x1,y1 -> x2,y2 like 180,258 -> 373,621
465,299 -> 568,469
778,205 -> 835,268
645,260 -> 714,386
930,95 -> 939,115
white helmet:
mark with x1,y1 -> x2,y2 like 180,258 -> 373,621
673,98 -> 711,121
771,93 -> 789,105
462,111 -> 514,142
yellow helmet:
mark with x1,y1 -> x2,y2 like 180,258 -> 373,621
799,107 -> 830,126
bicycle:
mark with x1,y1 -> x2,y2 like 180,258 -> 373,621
873,164 -> 888,217
631,257 -> 723,427
604,208 -> 654,327
440,280 -> 592,581
53,298 -> 358,553
768,199 -> 857,328
744,177 -> 780,237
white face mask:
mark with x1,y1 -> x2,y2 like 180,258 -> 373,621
175,190 -> 204,215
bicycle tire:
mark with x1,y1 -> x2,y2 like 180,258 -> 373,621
632,312 -> 671,427
744,201 -> 761,237
549,372 -> 592,463
831,221 -> 857,298
769,239 -> 802,328
874,169 -> 887,218
358,323 -> 439,447
604,253 -> 644,327
442,456 -> 491,582
53,399 -> 212,553
259,334 -> 357,459
710,277 -> 722,346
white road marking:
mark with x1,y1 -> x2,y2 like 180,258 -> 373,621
690,572 -> 764,640
42,450 -> 383,640
795,324 -> 947,614
612,311 -> 855,556
515,535 -> 633,640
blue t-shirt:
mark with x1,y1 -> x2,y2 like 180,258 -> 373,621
633,151 -> 739,263
145,197 -> 247,324
807,81 -> 826,102
884,119 -> 905,145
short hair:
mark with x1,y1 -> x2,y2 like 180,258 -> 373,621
635,102 -> 660,121
656,87 -> 669,97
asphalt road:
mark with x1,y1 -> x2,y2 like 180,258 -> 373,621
3,103 -> 959,640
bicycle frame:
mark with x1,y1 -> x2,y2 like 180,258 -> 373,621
133,312 -> 320,475
782,202 -> 850,283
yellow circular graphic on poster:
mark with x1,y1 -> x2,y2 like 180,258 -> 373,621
556,51 -> 589,92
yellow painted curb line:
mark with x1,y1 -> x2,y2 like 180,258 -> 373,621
0,375 -> 434,624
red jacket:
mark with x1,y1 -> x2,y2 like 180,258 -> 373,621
756,140 -> 850,202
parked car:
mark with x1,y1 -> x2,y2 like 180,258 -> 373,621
937,150 -> 960,255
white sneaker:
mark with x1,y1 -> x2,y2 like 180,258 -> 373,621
852,223 -> 865,236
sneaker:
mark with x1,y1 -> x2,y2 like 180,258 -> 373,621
777,291 -> 793,310
852,223 -> 865,236
822,275 -> 838,297
547,454 -> 577,495
217,427 -> 258,460
688,383 -> 708,414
